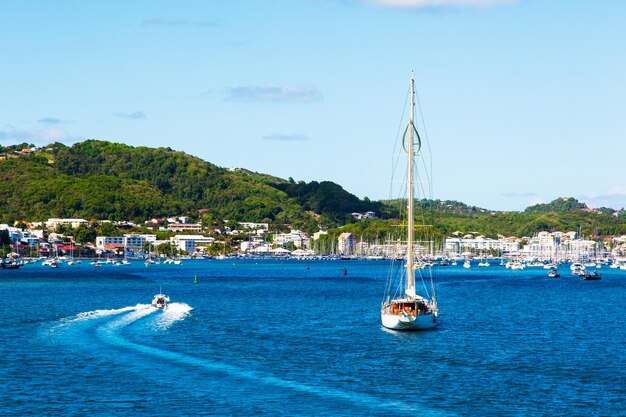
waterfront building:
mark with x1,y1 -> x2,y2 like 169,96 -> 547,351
123,234 -> 157,252
240,235 -> 268,253
445,236 -> 503,254
338,232 -> 356,255
272,230 -> 310,249
96,236 -> 125,251
170,235 -> 215,253
96,234 -> 157,253
247,244 -> 272,255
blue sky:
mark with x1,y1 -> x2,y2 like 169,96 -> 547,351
1,0 -> 625,211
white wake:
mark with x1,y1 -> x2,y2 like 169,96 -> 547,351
51,304 -> 151,332
154,302 -> 194,330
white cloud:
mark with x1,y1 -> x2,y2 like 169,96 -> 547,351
526,197 -> 545,207
38,117 -> 65,125
114,111 -> 147,120
225,85 -> 322,103
0,127 -> 76,144
578,187 -> 626,210
142,18 -> 216,28
502,191 -> 536,198
262,133 -> 309,141
363,0 -> 518,9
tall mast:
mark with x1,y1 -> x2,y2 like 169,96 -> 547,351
406,77 -> 415,295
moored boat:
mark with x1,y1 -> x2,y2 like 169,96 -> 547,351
548,268 -> 560,278
582,270 -> 601,280
1,258 -> 24,269
570,262 -> 585,276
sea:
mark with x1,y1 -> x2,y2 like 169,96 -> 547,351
1,259 -> 624,416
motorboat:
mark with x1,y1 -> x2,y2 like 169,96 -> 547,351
151,293 -> 170,309
1,259 -> 23,269
582,271 -> 601,281
547,268 -> 560,278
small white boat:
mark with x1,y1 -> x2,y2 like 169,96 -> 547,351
510,261 -> 525,270
151,293 -> 170,310
570,262 -> 585,276
43,259 -> 58,268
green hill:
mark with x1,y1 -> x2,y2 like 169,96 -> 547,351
1,140 -> 624,238
524,197 -> 589,213
0,140 -> 377,231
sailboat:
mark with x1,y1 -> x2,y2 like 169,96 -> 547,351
381,77 -> 438,331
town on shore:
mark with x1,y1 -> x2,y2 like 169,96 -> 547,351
2,215 -> 626,269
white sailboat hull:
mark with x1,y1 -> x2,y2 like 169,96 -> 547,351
381,311 -> 437,330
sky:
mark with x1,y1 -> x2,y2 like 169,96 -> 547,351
1,0 -> 625,212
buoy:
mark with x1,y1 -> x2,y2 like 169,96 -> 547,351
194,274 -> 199,284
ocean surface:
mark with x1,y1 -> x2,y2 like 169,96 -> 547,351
1,259 -> 624,416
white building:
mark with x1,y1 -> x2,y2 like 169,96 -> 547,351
96,234 -> 157,252
312,230 -> 328,240
351,211 -> 377,220
338,232 -> 356,254
240,235 -> 267,253
124,234 -> 157,252
273,230 -> 310,249
96,236 -> 125,250
240,222 -> 269,230
167,223 -> 203,233
445,236 -> 521,255
46,218 -> 89,230
171,235 -> 215,253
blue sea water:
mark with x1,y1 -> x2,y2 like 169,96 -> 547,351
1,260 -> 624,416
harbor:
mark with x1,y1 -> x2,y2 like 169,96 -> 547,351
2,259 -> 624,416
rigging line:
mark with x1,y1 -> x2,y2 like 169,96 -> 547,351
416,267 -> 431,300
388,88 -> 411,201
413,157 -> 430,229
414,81 -> 433,198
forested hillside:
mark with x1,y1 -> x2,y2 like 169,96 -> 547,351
0,140 -> 377,231
1,141 -> 624,238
